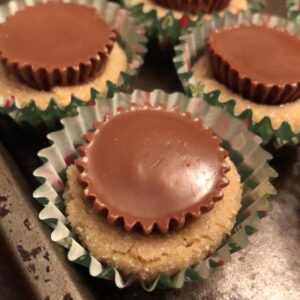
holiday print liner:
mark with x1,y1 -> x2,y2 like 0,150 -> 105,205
0,0 -> 147,130
287,0 -> 300,23
33,89 -> 276,291
174,11 -> 300,147
121,0 -> 266,43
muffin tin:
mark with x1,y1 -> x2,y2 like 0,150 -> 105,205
0,0 -> 299,299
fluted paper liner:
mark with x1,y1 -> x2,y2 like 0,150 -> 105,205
122,0 -> 266,44
287,0 -> 300,23
0,0 -> 147,129
174,11 -> 300,147
33,89 -> 276,290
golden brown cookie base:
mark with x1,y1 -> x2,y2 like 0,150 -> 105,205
192,55 -> 300,131
0,43 -> 127,110
131,0 -> 247,19
63,159 -> 241,281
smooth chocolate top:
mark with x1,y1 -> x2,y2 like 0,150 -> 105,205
78,106 -> 229,234
0,2 -> 112,70
208,25 -> 300,85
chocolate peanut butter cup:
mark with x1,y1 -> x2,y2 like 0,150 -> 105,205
33,90 -> 276,289
207,25 -> 300,105
76,104 -> 229,234
152,0 -> 230,14
0,2 -> 116,90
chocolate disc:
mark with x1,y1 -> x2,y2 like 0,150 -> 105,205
76,104 -> 229,234
0,2 -> 116,90
152,0 -> 230,14
207,25 -> 300,105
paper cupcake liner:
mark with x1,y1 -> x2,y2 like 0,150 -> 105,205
287,0 -> 300,22
0,0 -> 147,130
174,11 -> 300,147
33,89 -> 276,291
122,0 -> 266,44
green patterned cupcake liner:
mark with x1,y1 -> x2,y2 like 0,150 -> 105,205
0,0 -> 147,130
122,0 -> 266,44
287,0 -> 300,22
33,89 -> 276,291
174,11 -> 300,147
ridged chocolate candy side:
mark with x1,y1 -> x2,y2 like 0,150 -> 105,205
0,2 -> 116,90
153,0 -> 230,14
207,25 -> 300,105
76,104 -> 230,234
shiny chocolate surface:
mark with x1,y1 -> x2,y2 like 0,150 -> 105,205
78,107 -> 228,233
207,25 -> 300,104
0,2 -> 115,89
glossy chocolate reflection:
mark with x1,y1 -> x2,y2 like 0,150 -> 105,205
207,25 -> 300,105
153,0 -> 230,14
76,104 -> 229,234
0,2 -> 115,90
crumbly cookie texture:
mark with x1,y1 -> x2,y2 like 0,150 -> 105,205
64,159 -> 241,281
192,55 -> 300,131
130,0 -> 247,19
0,43 -> 127,110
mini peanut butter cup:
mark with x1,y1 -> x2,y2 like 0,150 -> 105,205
75,104 -> 229,234
0,2 -> 116,91
152,0 -> 230,14
207,25 -> 300,105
